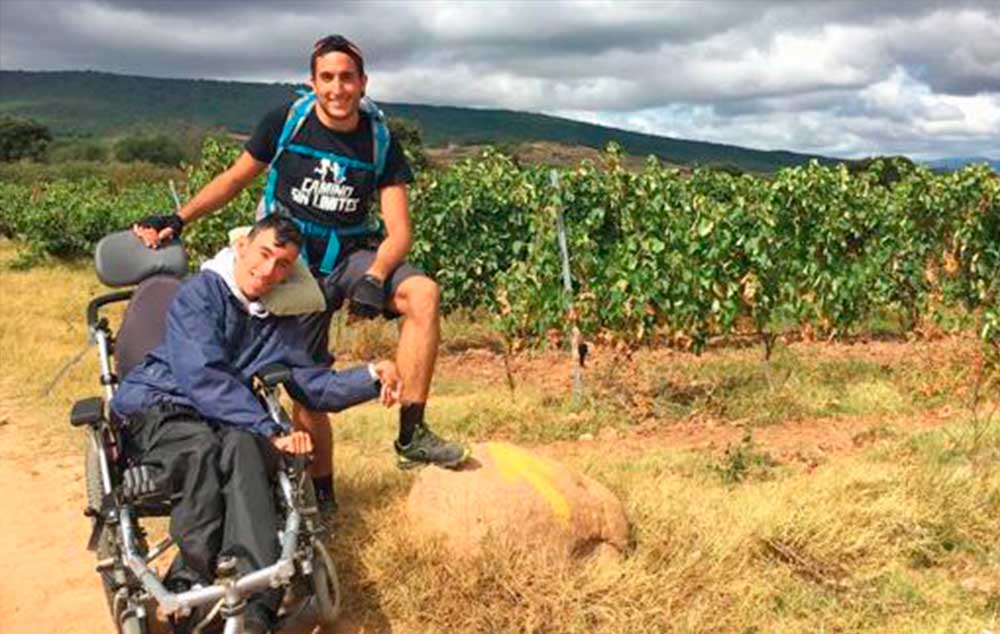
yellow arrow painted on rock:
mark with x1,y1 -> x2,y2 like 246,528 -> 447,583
488,442 -> 571,526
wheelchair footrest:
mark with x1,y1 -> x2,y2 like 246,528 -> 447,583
121,465 -> 164,502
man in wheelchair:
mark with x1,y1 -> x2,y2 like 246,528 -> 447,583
109,215 -> 401,633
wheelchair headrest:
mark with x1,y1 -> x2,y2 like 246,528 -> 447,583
95,230 -> 188,288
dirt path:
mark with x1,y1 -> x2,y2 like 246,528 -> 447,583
0,389 -> 112,634
0,383 -> 371,634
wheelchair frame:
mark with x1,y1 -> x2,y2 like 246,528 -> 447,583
72,289 -> 340,634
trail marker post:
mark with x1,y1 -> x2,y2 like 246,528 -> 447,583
550,169 -> 584,404
168,180 -> 183,212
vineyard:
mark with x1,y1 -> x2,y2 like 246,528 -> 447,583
1,139 -> 998,352
2,141 -> 1000,634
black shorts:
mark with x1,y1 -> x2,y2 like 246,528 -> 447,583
297,248 -> 424,365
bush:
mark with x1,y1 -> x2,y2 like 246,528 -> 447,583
114,133 -> 185,166
0,117 -> 51,162
388,117 -> 428,171
180,135 -> 260,261
409,147 -> 542,311
49,139 -> 108,162
0,178 -> 171,259
0,160 -> 185,188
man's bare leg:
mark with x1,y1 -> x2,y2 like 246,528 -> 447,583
295,276 -> 440,479
292,403 -> 334,509
390,276 -> 440,403
389,276 -> 468,467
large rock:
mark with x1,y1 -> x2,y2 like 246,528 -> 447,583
405,441 -> 629,559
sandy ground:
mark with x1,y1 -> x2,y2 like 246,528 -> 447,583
0,386 -> 357,634
0,395 -> 112,634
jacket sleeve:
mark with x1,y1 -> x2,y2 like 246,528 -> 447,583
165,276 -> 281,436
285,364 -> 380,413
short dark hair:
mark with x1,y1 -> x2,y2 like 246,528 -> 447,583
311,34 -> 365,77
248,214 -> 303,250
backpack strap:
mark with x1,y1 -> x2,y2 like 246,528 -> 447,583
360,96 -> 391,182
262,90 -> 315,215
260,92 -> 392,274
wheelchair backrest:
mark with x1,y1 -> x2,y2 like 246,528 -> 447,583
93,230 -> 189,378
115,276 -> 183,379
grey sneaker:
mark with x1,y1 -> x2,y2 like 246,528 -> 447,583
394,423 -> 471,470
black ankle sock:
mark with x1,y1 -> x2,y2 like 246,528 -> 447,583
312,475 -> 334,501
398,402 -> 425,446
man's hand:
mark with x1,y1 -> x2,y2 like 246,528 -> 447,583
348,273 -> 386,319
374,360 -> 402,406
133,213 -> 184,248
272,430 -> 314,455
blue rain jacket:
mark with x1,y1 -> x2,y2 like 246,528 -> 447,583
111,270 -> 379,436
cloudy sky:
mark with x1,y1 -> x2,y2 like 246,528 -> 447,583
1,0 -> 998,160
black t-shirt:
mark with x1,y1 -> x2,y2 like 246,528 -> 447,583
245,102 -> 413,229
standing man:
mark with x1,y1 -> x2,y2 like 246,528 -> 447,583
135,35 -> 469,514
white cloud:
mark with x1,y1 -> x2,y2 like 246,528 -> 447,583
1,0 -> 998,159
555,66 -> 1000,160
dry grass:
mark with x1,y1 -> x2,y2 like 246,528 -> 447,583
3,238 -> 999,634
326,425 -> 1000,634
0,240 -> 117,451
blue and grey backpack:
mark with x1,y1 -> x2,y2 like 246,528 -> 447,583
257,90 -> 390,274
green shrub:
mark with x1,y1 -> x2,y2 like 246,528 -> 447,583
48,139 -> 108,162
0,160 -> 184,186
0,117 -> 51,162
114,133 -> 185,166
0,178 -> 170,258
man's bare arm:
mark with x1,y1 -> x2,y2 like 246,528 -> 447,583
135,151 -> 267,247
366,183 -> 411,281
179,151 -> 267,223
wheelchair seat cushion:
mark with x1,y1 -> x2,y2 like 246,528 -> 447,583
115,275 -> 183,379
95,230 -> 188,288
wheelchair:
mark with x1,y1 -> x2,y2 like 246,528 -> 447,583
70,231 -> 340,634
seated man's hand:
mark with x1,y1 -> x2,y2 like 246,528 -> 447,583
374,360 -> 403,406
272,430 -> 314,455
133,212 -> 184,248
348,273 -> 386,320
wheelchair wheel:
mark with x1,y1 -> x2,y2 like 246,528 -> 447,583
87,441 -> 148,634
86,441 -> 118,608
118,612 -> 146,634
311,538 -> 341,626
85,436 -> 105,514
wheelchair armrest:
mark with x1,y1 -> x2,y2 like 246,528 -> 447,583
70,397 -> 105,427
256,363 -> 292,388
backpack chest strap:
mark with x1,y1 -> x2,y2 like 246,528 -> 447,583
262,91 -> 390,274
293,217 -> 382,275
283,144 -> 376,172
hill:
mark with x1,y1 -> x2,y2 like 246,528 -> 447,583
0,70 -> 836,172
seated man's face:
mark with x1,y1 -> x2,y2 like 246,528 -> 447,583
234,228 -> 300,300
